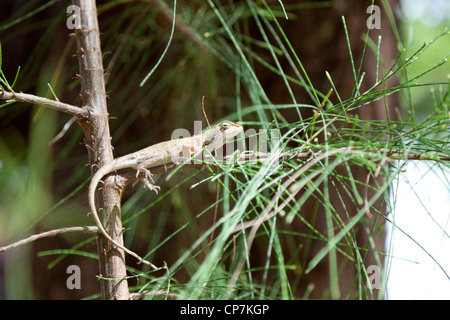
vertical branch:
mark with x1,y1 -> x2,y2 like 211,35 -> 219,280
72,0 -> 129,299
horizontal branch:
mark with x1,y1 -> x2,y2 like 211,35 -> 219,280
236,150 -> 450,162
0,91 -> 88,118
115,148 -> 449,188
231,149 -> 450,234
0,226 -> 98,253
129,290 -> 180,300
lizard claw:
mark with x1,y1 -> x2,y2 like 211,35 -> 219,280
136,168 -> 160,194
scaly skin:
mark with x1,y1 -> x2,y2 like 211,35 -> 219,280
89,121 -> 243,267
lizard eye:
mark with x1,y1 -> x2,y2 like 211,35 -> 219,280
221,122 -> 230,130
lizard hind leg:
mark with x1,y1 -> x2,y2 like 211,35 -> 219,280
136,167 -> 161,194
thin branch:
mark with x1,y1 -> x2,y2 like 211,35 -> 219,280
140,148 -> 450,178
229,148 -> 450,235
153,0 -> 208,51
104,12 -> 145,84
49,116 -> 78,146
112,148 -> 450,201
0,226 -> 98,253
129,290 -> 180,300
0,91 -> 88,118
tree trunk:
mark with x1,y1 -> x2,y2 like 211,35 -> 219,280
73,0 -> 129,299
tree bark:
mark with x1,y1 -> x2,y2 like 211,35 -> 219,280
72,0 -> 129,299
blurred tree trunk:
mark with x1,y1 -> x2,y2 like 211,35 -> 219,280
252,0 -> 399,298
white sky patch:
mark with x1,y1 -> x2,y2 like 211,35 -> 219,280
386,161 -> 450,299
400,0 -> 450,27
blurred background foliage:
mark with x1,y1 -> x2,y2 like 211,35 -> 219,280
399,0 -> 449,119
0,0 -> 448,299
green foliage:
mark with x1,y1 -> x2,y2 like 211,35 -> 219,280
0,0 -> 448,299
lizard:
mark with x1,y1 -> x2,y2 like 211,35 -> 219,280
88,120 -> 243,268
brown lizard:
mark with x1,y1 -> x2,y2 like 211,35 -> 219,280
89,121 -> 243,268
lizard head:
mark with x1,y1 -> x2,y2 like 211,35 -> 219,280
202,120 -> 243,152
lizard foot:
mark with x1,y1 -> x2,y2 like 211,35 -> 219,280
136,168 -> 161,194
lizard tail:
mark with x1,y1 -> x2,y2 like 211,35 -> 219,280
89,167 -> 158,270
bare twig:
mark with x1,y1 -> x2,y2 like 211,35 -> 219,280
104,12 -> 145,84
153,0 -> 208,51
129,290 -> 180,300
49,116 -> 78,146
137,148 -> 450,178
229,148 -> 449,234
0,226 -> 98,253
0,91 -> 87,118
234,150 -> 450,163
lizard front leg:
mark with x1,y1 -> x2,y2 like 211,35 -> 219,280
135,166 -> 160,194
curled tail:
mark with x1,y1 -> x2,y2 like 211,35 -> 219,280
89,164 -> 157,269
